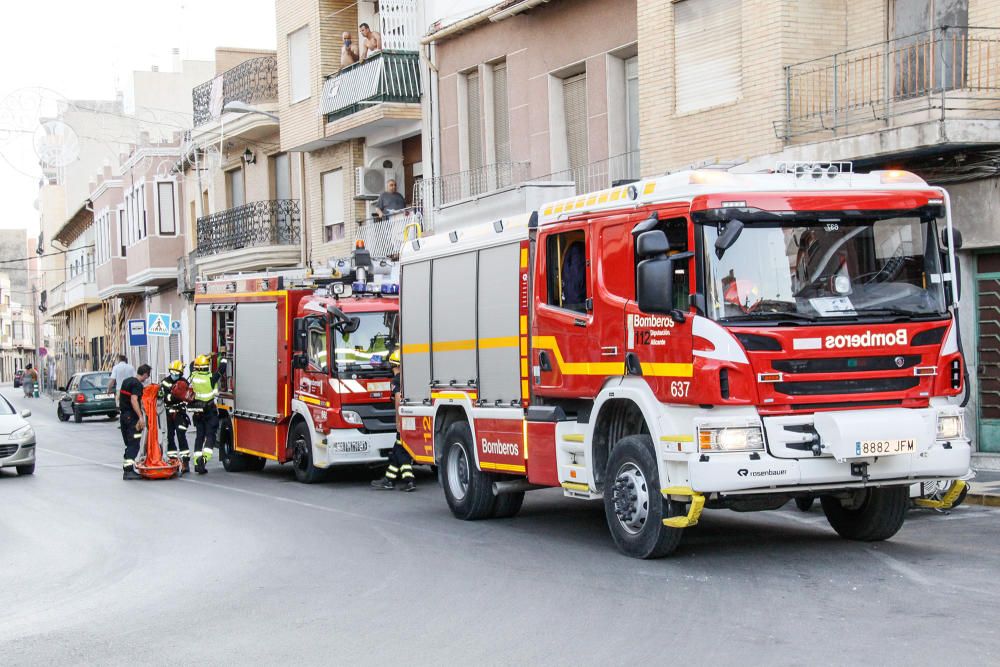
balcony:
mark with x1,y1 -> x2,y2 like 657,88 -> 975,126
780,27 -> 1000,147
126,235 -> 186,287
64,273 -> 99,311
45,281 -> 65,317
321,51 -> 421,141
356,208 -> 427,259
97,257 -> 142,300
195,200 -> 301,276
193,56 -> 278,127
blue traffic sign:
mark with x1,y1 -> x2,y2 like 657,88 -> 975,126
128,319 -> 147,347
147,312 -> 171,337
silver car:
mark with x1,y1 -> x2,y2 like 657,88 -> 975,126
0,396 -> 34,476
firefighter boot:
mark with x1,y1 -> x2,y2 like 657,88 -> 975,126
123,464 -> 142,481
400,464 -> 416,492
194,453 -> 207,475
180,451 -> 190,474
371,465 -> 398,490
401,479 -> 416,492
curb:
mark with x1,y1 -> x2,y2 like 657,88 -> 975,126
964,493 -> 1000,508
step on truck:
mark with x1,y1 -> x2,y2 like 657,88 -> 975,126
397,164 -> 972,558
194,249 -> 400,483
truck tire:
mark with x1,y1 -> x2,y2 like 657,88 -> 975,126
290,420 -> 324,484
441,421 -> 496,520
492,491 -> 525,519
218,417 -> 248,473
603,435 -> 683,559
245,456 -> 267,472
821,486 -> 908,541
794,496 -> 815,512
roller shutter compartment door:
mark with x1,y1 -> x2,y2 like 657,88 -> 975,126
234,302 -> 279,420
431,252 -> 477,388
477,243 -> 522,404
401,261 -> 432,402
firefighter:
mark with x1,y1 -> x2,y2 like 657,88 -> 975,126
370,350 -> 415,492
189,354 -> 227,475
159,360 -> 192,473
120,364 -> 151,480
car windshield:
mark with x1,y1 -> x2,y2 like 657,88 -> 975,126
702,215 -> 948,323
80,373 -> 111,390
0,396 -> 14,415
333,311 -> 394,374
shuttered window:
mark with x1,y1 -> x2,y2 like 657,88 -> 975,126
288,26 -> 311,103
674,0 -> 742,114
228,168 -> 245,208
625,56 -> 640,178
563,73 -> 588,176
492,62 -> 510,166
322,168 -> 345,243
466,70 -> 483,173
157,182 -> 176,235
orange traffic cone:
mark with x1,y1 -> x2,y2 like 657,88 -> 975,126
135,384 -> 180,480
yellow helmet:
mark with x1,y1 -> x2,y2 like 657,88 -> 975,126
194,355 -> 211,371
169,359 -> 184,373
388,350 -> 401,366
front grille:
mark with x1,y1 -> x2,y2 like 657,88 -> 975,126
350,402 -> 397,434
790,399 -> 903,411
772,355 -> 921,374
0,443 -> 19,458
774,377 -> 919,396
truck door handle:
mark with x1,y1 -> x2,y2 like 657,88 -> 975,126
539,350 -> 552,372
573,318 -> 587,328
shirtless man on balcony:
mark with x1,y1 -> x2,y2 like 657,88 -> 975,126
359,23 -> 382,61
341,31 -> 359,69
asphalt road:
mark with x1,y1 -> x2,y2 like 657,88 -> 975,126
2,386 -> 998,666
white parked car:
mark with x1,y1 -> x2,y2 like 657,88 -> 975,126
0,396 -> 34,476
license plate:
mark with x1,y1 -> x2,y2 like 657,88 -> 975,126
332,440 -> 369,453
367,382 -> 391,393
855,439 -> 916,457
95,393 -> 113,400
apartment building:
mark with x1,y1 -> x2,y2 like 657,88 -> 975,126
0,274 -> 35,383
276,0 -> 424,263
51,202 -> 100,383
420,0 -> 639,231
636,0 -> 1000,460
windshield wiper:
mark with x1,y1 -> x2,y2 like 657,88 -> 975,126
851,307 -> 945,321
723,311 -> 817,324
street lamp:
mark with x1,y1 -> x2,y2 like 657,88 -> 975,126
222,101 -> 280,122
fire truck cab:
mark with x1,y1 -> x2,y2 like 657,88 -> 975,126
398,164 -> 972,558
194,256 -> 400,483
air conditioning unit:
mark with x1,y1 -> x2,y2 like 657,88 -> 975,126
356,168 -> 397,200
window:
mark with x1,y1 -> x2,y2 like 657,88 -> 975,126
635,217 -> 690,307
288,26 -> 311,103
492,61 -> 510,167
562,73 -> 588,185
625,56 -> 640,178
305,317 -> 328,373
228,168 -> 245,208
465,69 -> 483,194
157,182 -> 176,235
545,230 -> 588,313
118,208 -> 126,257
322,168 -> 344,243
674,0 -> 742,114
891,0 -> 969,96
273,152 -> 291,201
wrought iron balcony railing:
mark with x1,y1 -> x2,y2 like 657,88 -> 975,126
781,26 -> 1000,141
356,208 -> 426,259
193,56 -> 278,127
196,200 -> 301,257
321,51 -> 421,122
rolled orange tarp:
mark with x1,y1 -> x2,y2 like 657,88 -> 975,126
135,383 -> 180,480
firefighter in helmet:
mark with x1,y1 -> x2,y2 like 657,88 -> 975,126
159,359 -> 192,473
189,354 -> 227,474
371,349 -> 415,492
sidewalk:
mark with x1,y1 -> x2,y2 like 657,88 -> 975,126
968,469 -> 1000,508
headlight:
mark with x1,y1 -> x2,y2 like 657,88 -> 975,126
341,410 -> 363,426
9,424 -> 34,441
698,426 -> 764,452
937,414 -> 964,440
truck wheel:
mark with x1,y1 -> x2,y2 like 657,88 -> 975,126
245,456 -> 267,472
441,421 -> 496,520
16,462 -> 35,476
218,418 -> 248,473
491,491 -> 525,518
794,496 -> 815,512
603,435 -> 683,559
57,405 -> 69,422
73,407 -> 83,423
290,420 -> 324,484
821,486 -> 908,541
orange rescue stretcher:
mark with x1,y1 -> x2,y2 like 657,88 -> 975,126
134,383 -> 181,480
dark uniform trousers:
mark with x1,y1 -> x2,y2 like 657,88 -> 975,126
120,411 -> 141,462
165,407 -> 189,455
192,403 -> 219,453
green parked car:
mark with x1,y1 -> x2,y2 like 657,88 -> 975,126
56,371 -> 117,423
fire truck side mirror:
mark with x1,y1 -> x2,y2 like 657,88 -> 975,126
940,227 -> 963,251
714,219 -> 745,258
292,318 -> 307,352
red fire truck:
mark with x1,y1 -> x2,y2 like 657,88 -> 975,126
397,164 -> 972,558
193,255 -> 400,483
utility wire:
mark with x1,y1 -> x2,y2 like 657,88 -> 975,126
0,244 -> 95,266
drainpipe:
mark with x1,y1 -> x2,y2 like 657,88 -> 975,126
421,41 -> 441,222
298,151 -> 309,270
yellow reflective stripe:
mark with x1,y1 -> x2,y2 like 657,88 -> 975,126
660,435 -> 694,442
519,248 -> 528,268
479,461 -> 526,473
479,336 -> 519,350
561,481 -> 590,492
533,335 -> 693,377
431,392 -> 478,400
640,362 -> 694,378
402,343 -> 429,354
433,339 -> 476,352
562,434 -> 585,443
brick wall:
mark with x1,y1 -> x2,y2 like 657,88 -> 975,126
304,139 -> 365,266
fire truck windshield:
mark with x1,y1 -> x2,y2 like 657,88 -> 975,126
332,311 -> 393,375
702,215 -> 948,324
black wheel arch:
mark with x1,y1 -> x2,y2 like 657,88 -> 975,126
591,398 -> 650,488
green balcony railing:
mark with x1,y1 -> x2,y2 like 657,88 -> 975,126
321,51 -> 421,122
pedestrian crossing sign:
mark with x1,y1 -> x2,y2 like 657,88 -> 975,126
147,312 -> 171,337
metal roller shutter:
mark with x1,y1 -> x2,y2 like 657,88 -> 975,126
674,0 -> 742,114
563,73 -> 588,178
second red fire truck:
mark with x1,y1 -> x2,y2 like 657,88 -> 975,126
193,249 -> 400,483
397,163 -> 972,558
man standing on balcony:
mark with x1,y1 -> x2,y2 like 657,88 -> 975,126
341,31 -> 359,69
373,179 -> 406,219
359,23 -> 382,61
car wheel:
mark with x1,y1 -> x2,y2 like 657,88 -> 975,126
290,420 -> 324,484
73,407 -> 83,423
16,463 -> 35,476
440,421 -> 496,520
57,405 -> 69,422
603,434 -> 684,559
821,486 -> 909,541
107,412 -> 118,420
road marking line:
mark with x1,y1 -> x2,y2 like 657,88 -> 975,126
865,548 -> 935,588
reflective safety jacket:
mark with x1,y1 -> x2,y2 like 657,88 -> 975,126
190,371 -> 218,402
